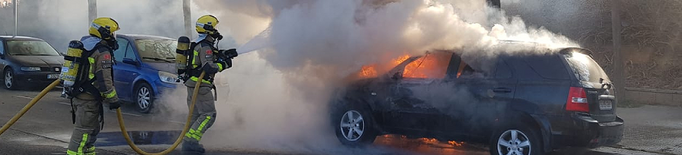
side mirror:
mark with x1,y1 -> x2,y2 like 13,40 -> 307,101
0,53 -> 4,59
122,58 -> 139,66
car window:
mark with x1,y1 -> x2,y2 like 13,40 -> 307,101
6,40 -> 60,56
523,54 -> 569,80
0,40 -> 4,55
402,52 -> 452,79
113,38 -> 129,62
124,43 -> 137,61
135,39 -> 176,62
563,52 -> 610,83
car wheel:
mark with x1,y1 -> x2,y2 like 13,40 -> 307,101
490,123 -> 543,155
334,102 -> 377,146
135,82 -> 154,113
4,68 -> 17,90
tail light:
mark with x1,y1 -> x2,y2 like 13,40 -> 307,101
566,87 -> 589,112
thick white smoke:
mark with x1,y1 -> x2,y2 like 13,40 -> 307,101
0,0 -> 581,153
181,0 -> 579,153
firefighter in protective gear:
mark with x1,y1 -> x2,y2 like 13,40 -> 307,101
182,15 -> 236,154
66,17 -> 121,155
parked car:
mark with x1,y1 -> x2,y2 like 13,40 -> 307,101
111,34 -> 180,113
0,36 -> 64,90
330,43 -> 624,155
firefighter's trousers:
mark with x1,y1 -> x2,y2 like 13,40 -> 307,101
67,95 -> 101,155
183,85 -> 217,143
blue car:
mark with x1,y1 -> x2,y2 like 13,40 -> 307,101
111,34 -> 180,113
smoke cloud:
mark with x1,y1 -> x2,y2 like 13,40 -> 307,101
0,0 -> 580,154
185,0 -> 579,153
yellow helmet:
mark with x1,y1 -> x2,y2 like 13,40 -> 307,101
89,17 -> 120,40
196,15 -> 219,34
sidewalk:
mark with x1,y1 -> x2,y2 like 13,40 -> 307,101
616,105 -> 682,155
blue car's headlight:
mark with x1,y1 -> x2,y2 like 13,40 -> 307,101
158,71 -> 179,84
20,67 -> 41,72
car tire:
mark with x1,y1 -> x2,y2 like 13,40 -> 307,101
4,68 -> 17,90
490,123 -> 543,155
135,82 -> 154,113
333,101 -> 377,146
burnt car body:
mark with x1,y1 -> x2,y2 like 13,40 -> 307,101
330,44 -> 624,155
0,36 -> 64,90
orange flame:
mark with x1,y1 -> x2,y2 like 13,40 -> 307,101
357,54 -> 411,78
448,141 -> 464,146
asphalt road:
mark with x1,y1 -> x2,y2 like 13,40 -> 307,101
0,85 -> 667,155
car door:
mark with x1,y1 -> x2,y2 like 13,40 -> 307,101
112,38 -> 138,101
383,51 -> 454,133
454,58 -> 517,137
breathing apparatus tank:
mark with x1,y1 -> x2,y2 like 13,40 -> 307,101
60,40 -> 85,87
175,36 -> 191,82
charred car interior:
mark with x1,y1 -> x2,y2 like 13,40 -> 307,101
330,44 -> 624,155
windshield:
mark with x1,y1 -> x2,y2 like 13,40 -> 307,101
563,52 -> 610,83
135,39 -> 176,62
7,41 -> 60,56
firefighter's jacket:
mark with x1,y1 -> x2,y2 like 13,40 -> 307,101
77,36 -> 119,103
185,36 -> 228,87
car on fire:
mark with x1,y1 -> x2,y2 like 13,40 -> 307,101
330,42 -> 624,155
0,36 -> 64,90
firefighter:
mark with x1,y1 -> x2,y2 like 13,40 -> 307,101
182,15 -> 236,153
66,17 -> 121,155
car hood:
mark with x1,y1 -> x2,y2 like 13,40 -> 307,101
12,56 -> 64,67
144,62 -> 176,74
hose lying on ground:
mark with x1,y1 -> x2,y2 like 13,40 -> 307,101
0,73 -> 203,155
116,72 -> 205,155
0,79 -> 62,136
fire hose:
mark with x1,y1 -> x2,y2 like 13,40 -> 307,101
117,71 -> 205,155
0,72 -> 206,155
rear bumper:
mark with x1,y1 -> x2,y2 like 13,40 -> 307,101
560,115 -> 624,148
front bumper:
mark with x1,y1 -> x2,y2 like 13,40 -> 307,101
567,115 -> 624,148
15,71 -> 61,86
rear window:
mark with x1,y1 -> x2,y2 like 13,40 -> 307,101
562,52 -> 610,83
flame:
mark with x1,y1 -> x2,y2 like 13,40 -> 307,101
448,141 -> 464,146
357,54 -> 411,78
402,52 -> 452,79
420,138 -> 439,143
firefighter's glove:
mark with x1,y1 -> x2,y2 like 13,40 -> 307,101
109,101 -> 121,110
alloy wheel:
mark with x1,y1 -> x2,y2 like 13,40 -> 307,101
4,70 -> 13,89
137,86 -> 151,110
340,110 -> 365,141
497,129 -> 532,155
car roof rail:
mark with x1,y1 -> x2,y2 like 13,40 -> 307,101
559,47 -> 593,57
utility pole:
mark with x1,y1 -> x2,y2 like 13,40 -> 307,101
183,0 -> 192,37
88,0 -> 97,24
611,0 -> 625,103
12,0 -> 17,38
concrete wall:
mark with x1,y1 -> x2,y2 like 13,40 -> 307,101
625,87 -> 682,106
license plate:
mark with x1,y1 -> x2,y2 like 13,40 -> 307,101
599,100 -> 613,110
47,74 -> 60,79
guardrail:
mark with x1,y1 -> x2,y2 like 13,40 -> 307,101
624,87 -> 682,106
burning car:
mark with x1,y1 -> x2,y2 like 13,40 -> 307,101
329,43 -> 624,155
